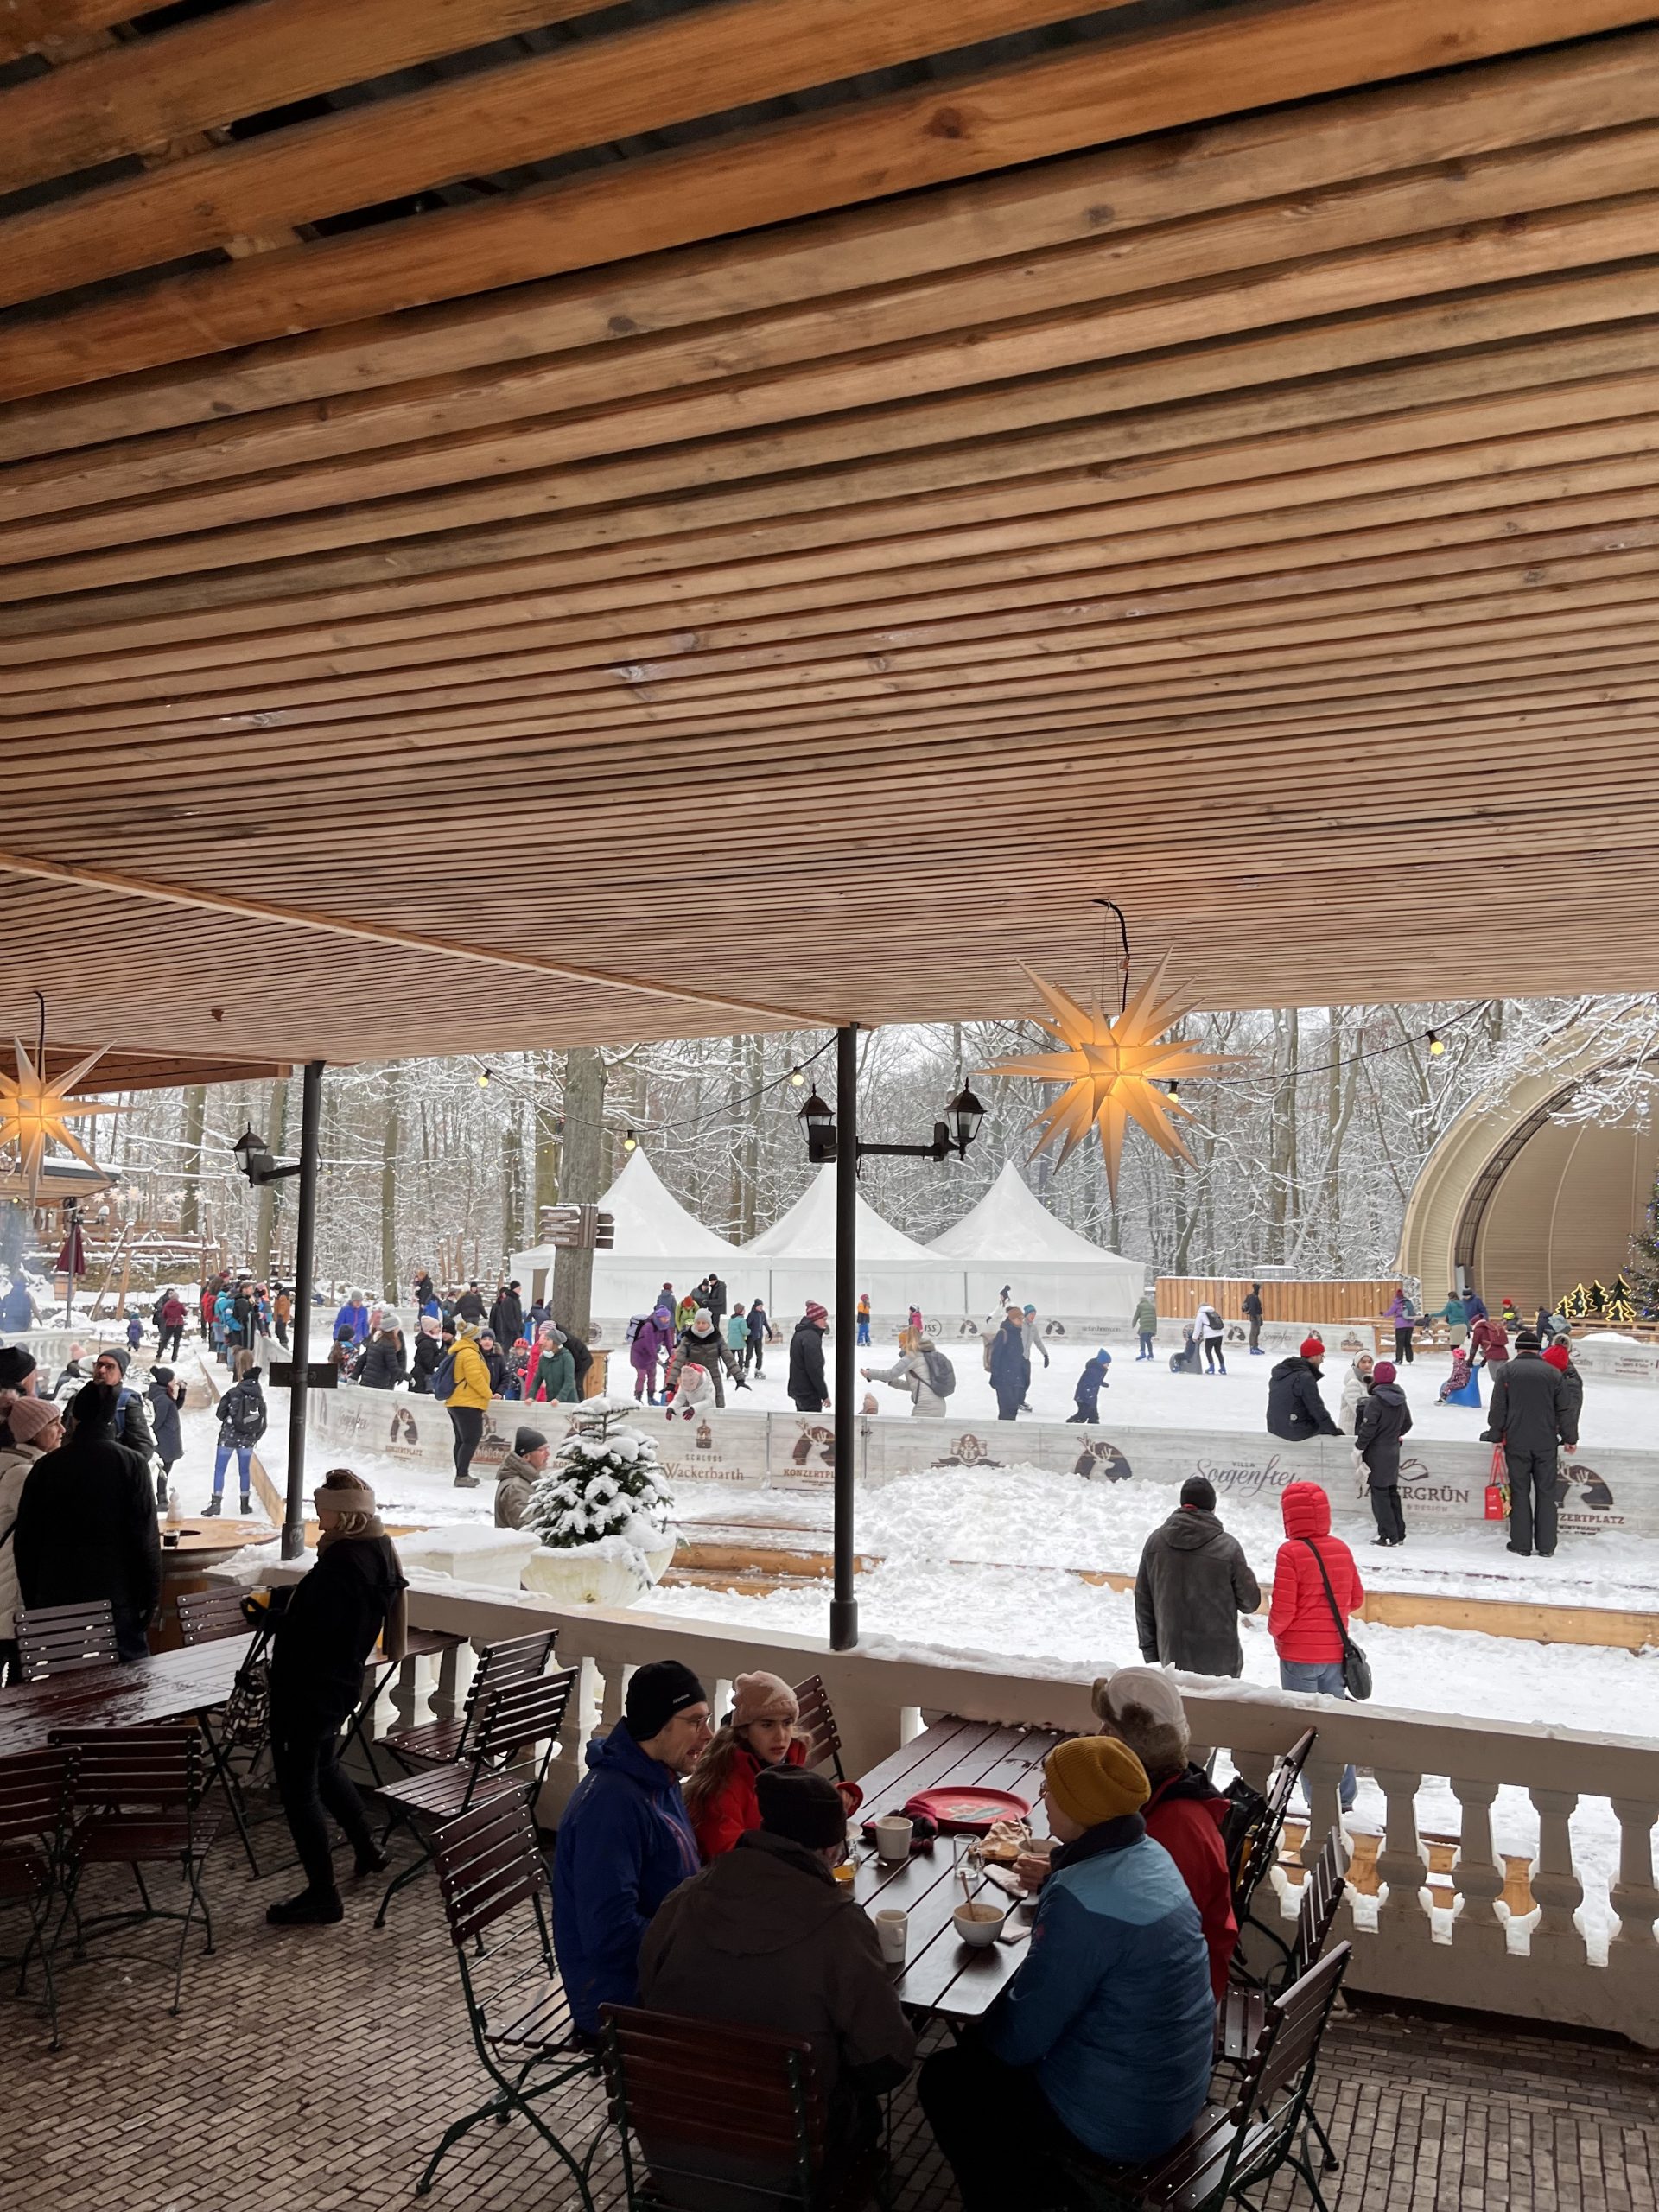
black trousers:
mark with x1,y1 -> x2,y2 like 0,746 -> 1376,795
157,1325 -> 182,1360
995,1387 -> 1022,1421
1248,1317 -> 1262,1350
448,1404 -> 484,1479
270,1708 -> 372,1897
919,2038 -> 1099,2212
1370,1484 -> 1405,1542
1202,1334 -> 1225,1371
1507,1448 -> 1559,1555
1394,1326 -> 1414,1363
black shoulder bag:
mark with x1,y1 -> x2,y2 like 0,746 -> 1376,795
1300,1537 -> 1372,1701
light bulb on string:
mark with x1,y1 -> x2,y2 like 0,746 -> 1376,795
1166,1080 -> 1181,1103
623,1129 -> 638,1154
1427,1031 -> 1445,1058
789,1066 -> 805,1087
476,1067 -> 493,1088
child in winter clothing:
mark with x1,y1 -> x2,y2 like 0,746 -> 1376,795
125,1313 -> 143,1352
1067,1350 -> 1111,1424
664,1362 -> 715,1421
1438,1349 -> 1473,1403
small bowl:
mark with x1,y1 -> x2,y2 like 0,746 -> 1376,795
953,1899 -> 1007,1949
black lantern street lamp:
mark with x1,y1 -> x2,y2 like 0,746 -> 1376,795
801,1030 -> 983,1649
232,1124 -> 302,1186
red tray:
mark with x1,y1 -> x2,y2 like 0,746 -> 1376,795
905,1785 -> 1031,1835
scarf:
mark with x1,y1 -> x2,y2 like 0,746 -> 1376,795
317,1515 -> 408,1662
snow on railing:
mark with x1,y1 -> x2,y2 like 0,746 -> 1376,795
252,1561 -> 1659,2049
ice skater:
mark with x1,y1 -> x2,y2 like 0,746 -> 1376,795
1354,1358 -> 1412,1545
1066,1348 -> 1111,1423
1195,1300 -> 1226,1374
664,1361 -> 715,1422
1132,1289 -> 1157,1359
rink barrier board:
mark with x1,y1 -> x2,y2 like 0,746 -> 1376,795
306,1385 -> 1659,1538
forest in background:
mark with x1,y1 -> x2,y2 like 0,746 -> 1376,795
63,992 -> 1659,1296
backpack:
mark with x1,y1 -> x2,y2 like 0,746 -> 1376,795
921,1349 -> 956,1399
625,1314 -> 646,1347
431,1348 -> 461,1402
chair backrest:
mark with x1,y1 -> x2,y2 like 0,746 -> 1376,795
1236,1942 -> 1351,2132
176,1586 -> 250,1646
1287,1826 -> 1348,1985
0,1747 -> 70,1848
16,1599 -> 119,1682
601,2005 -> 825,2210
468,1665 -> 579,1802
431,1789 -> 550,1950
57,1726 -> 206,1812
790,1675 -> 844,1781
458,1630 -> 557,1748
1231,1727 -> 1317,1916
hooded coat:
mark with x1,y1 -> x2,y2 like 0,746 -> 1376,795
988,1317 -> 1029,1400
1336,1361 -> 1373,1434
1134,1506 -> 1262,1679
1551,1356 -> 1584,1446
788,1319 -> 828,1408
1268,1483 -> 1363,1663
445,1331 -> 493,1411
639,1827 -> 915,2125
14,1407 -> 162,1632
1142,1767 -> 1237,1999
1482,1351 -> 1567,1457
1470,1317 -> 1510,1366
629,1313 -> 674,1384
410,1325 -> 444,1392
1131,1294 -> 1157,1336
333,1299 -> 370,1346
1265,1356 -> 1340,1441
488,1287 -> 524,1345
1353,1380 -> 1413,1485
269,1532 -> 406,1726
551,1720 -> 702,2032
357,1332 -> 406,1390
529,1344 -> 578,1403
146,1374 -> 184,1465
1072,1352 -> 1110,1421
493,1449 -> 542,1529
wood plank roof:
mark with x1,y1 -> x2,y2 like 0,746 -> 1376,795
5,0 -> 1659,1062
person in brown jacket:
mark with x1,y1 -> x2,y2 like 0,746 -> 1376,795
493,1427 -> 550,1529
638,1766 -> 914,2194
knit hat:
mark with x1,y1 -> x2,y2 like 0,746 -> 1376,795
755,1765 -> 847,1850
1091,1668 -> 1190,1777
99,1344 -> 131,1375
1372,1360 -> 1396,1385
731,1670 -> 799,1728
315,1467 -> 376,1515
67,1380 -> 118,1430
804,1301 -> 828,1325
1023,1303 -> 1037,1315
513,1425 -> 548,1456
1179,1475 -> 1216,1511
151,1365 -> 175,1385
0,1347 -> 36,1390
1516,1329 -> 1541,1351
1300,1337 -> 1325,1362
626,1658 -> 707,1742
5,1395 -> 60,1445
693,1308 -> 714,1331
1095,1348 -> 1110,1364
1542,1342 -> 1571,1371
1044,1736 -> 1150,1829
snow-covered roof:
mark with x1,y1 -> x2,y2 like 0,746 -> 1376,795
745,1163 -> 939,1262
594,1148 -> 741,1258
931,1160 -> 1135,1268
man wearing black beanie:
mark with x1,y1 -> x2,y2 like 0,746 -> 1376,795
551,1659 -> 710,2037
639,1764 -> 914,2183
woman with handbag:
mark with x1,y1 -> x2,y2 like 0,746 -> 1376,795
1267,1481 -> 1365,1810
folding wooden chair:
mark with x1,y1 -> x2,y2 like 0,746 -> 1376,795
175,1586 -> 251,1645
601,2005 -> 890,2212
373,1665 -> 578,1927
52,1725 -> 218,2016
791,1675 -> 846,1782
0,1747 -> 69,2050
1219,1826 -> 1347,2173
16,1599 -> 118,1681
382,1628 -> 557,1773
1059,1943 -> 1352,2212
419,1791 -> 601,2201
1229,1728 -> 1317,1977
177,1591 -> 271,1878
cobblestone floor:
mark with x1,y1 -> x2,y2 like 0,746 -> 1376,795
4,1827 -> 1656,2212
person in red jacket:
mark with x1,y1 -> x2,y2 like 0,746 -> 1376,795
686,1672 -> 861,1860
1090,1667 -> 1236,1998
1268,1481 -> 1363,1810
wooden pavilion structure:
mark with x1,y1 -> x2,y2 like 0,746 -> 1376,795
4,0 -> 1659,1073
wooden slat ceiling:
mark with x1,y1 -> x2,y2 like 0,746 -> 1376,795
5,0 -> 1659,1062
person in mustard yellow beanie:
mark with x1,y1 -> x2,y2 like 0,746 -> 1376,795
918,1733 -> 1214,2211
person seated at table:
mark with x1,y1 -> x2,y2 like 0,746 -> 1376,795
0,1395 -> 64,1681
683,1670 -> 806,1860
919,1737 -> 1214,2212
638,1765 -> 915,2195
552,1659 -> 709,2038
264,1468 -> 408,1928
13,1381 -> 160,1663
1090,1668 -> 1236,1998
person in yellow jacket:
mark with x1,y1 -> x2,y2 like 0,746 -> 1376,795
444,1322 -> 493,1489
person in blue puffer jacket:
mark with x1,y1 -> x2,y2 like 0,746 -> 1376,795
919,1735 -> 1215,2209
333,1290 -> 371,1347
551,1659 -> 710,2037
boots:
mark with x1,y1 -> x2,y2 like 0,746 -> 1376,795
239,1494 -> 252,1516
202,1496 -> 221,1516
266,1888 -> 345,1927
156,1475 -> 168,1510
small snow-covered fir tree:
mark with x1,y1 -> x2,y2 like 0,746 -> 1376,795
524,1397 -> 677,1588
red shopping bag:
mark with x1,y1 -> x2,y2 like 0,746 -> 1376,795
1484,1443 -> 1509,1521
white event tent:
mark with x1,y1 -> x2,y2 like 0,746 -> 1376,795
929,1160 -> 1144,1322
741,1161 -> 961,1321
510,1148 -> 741,1330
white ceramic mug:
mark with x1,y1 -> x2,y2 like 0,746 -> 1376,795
953,1899 -> 1007,1949
875,1909 -> 908,1964
874,1815 -> 913,1862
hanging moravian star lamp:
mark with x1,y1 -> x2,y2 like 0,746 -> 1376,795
982,957 -> 1240,1197
0,1038 -> 118,1198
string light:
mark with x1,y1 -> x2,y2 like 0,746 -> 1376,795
622,1129 -> 638,1153
790,1066 -> 806,1087
1427,1031 -> 1445,1058
1166,1080 -> 1181,1103
476,1067 -> 493,1087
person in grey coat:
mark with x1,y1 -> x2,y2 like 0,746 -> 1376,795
493,1427 -> 550,1529
1353,1360 -> 1413,1547
1482,1332 -> 1568,1558
1134,1478 -> 1262,1679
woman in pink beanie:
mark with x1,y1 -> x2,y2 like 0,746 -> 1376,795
683,1671 -> 807,1861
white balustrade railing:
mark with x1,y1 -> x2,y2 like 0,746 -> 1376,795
252,1562 -> 1659,2048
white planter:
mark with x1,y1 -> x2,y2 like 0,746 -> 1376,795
521,1535 -> 676,1608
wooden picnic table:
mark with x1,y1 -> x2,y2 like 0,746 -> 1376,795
848,1714 -> 1065,2024
0,1633 -> 256,1761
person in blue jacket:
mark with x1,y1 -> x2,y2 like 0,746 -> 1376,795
551,1658 -> 710,2038
333,1289 -> 371,1347
919,1735 -> 1215,2210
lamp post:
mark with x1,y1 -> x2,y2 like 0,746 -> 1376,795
799,1031 -> 984,1649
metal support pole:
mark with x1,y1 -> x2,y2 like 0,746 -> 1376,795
830,1022 -> 859,1651
283,1058 -> 325,1560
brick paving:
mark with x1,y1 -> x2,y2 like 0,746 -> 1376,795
5,1826 -> 1657,2212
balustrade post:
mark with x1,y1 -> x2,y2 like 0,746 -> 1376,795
1606,1797 -> 1659,2028
1373,1766 -> 1428,1946
1300,1752 -> 1348,1878
1449,1777 -> 1507,1963
386,1653 -> 422,1736
431,1640 -> 464,1724
1527,1788 -> 1586,1971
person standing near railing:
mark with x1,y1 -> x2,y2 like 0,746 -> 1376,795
1268,1482 -> 1361,1810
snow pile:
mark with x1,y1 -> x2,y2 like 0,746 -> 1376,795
525,1396 -> 677,1590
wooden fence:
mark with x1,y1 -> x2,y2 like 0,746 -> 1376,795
1155,1276 -> 1400,1325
